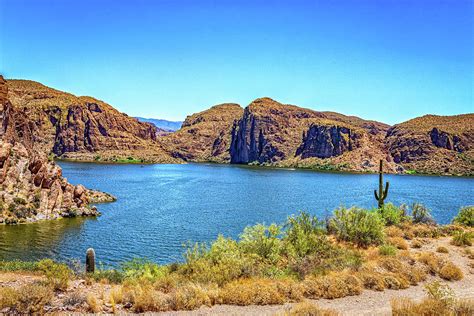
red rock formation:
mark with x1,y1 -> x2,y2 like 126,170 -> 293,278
0,76 -> 114,224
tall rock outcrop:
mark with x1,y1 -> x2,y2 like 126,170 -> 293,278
0,76 -> 114,224
6,79 -> 177,163
295,125 -> 359,159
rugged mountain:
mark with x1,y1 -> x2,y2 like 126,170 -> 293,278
161,103 -> 244,162
229,98 -> 393,172
135,117 -> 183,132
0,76 -> 114,224
6,79 -> 178,163
386,114 -> 474,175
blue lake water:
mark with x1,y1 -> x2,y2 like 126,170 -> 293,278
0,162 -> 472,266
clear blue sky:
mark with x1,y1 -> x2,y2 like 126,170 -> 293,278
1,0 -> 472,123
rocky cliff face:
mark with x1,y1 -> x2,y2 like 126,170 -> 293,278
386,114 -> 474,175
162,103 -> 243,162
7,79 -> 177,163
295,125 -> 360,159
0,76 -> 114,224
229,98 -> 392,172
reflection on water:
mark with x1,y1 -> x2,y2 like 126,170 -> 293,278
0,217 -> 87,261
0,162 -> 472,265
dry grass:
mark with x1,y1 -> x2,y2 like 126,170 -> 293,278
411,239 -> 422,248
388,237 -> 409,250
391,297 -> 474,316
86,293 -> 101,313
221,278 -> 302,305
436,246 -> 449,254
286,301 -> 340,316
302,273 -> 362,299
439,262 -> 463,281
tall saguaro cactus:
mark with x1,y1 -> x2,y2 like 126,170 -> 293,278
374,160 -> 389,208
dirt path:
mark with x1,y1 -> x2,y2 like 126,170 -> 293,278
159,237 -> 474,316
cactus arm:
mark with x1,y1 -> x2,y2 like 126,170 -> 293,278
383,181 -> 390,200
374,190 -> 379,200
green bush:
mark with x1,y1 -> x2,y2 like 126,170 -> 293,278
411,203 -> 435,224
239,223 -> 283,263
329,207 -> 385,247
121,258 -> 168,281
0,260 -> 38,272
379,203 -> 405,226
452,206 -> 474,227
451,230 -> 473,247
181,235 -> 254,285
379,244 -> 397,256
37,259 -> 71,291
283,212 -> 328,258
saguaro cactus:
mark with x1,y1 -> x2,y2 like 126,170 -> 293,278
374,159 -> 389,208
86,248 -> 95,273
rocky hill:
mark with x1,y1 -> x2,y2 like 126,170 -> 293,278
0,76 -> 115,224
4,78 -> 473,176
161,103 -> 243,162
6,79 -> 178,163
229,98 -> 394,173
386,114 -> 474,175
135,117 -> 183,132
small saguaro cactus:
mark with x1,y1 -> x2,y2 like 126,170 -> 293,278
374,159 -> 389,208
86,248 -> 95,273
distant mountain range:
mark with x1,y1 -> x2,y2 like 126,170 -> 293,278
135,117 -> 182,131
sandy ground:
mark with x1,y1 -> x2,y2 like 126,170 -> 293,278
158,237 -> 474,316
1,237 -> 472,315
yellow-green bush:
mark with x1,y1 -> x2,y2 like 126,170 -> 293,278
37,259 -> 71,291
329,207 -> 385,247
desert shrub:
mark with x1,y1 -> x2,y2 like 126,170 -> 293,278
89,268 -> 124,284
329,207 -> 385,247
37,259 -> 71,291
379,244 -> 397,256
451,230 -> 473,246
287,300 -> 339,316
425,281 -> 455,304
411,239 -> 422,248
357,271 -> 385,291
239,223 -> 283,263
436,246 -> 449,254
388,237 -> 408,250
452,206 -> 474,227
303,273 -> 362,299
16,283 -> 54,314
439,262 -> 463,281
63,292 -> 86,306
379,203 -> 405,226
220,278 -> 293,305
391,297 -> 449,316
382,274 -> 410,290
411,203 -> 435,225
86,293 -> 101,313
172,283 -> 218,310
0,260 -> 38,272
283,212 -> 328,259
293,247 -> 363,278
417,252 -> 442,275
384,226 -> 404,238
180,235 -> 254,285
121,258 -> 168,282
0,286 -> 19,309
